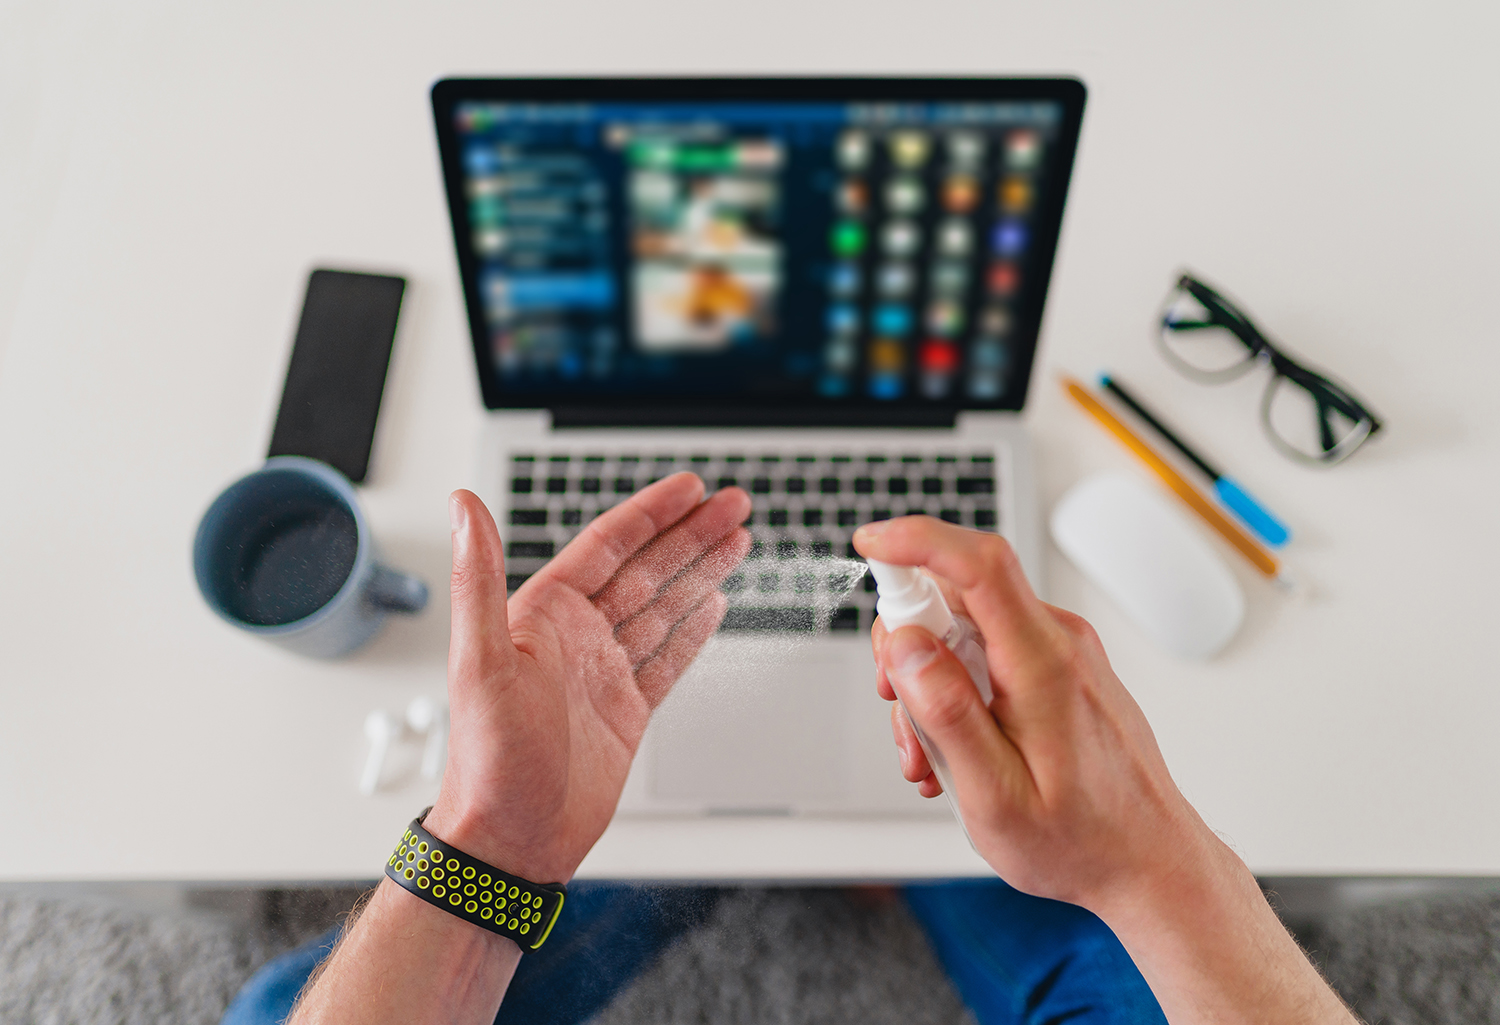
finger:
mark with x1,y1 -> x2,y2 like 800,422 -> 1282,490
870,618 -> 896,701
633,591 -> 728,708
855,516 -> 1063,678
882,625 -> 1030,816
615,529 -> 750,664
542,473 -> 706,596
447,490 -> 517,686
592,486 -> 751,625
891,702 -> 932,783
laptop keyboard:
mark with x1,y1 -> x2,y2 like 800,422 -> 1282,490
503,450 -> 1002,633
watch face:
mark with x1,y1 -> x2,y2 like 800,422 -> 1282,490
388,821 -> 564,949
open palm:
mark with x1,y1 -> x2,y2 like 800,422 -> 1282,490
424,474 -> 750,884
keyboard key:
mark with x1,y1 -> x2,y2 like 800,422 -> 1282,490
845,541 -> 858,558
957,476 -> 995,495
837,509 -> 857,527
722,573 -> 746,593
725,454 -> 746,463
580,477 -> 601,494
511,477 -> 534,494
863,574 -> 878,593
866,455 -> 887,464
793,573 -> 817,594
721,607 -> 816,632
829,607 -> 860,631
776,539 -> 799,559
561,509 -> 582,526
768,509 -> 789,527
802,509 -> 823,527
760,454 -> 782,463
513,455 -> 536,463
795,455 -> 817,463
691,454 -> 711,464
548,454 -> 570,463
872,508 -> 891,521
819,476 -> 841,495
922,477 -> 943,495
546,477 -> 568,494
742,510 -> 755,526
506,573 -> 532,590
901,455 -> 923,464
614,477 -> 635,494
507,540 -> 554,559
936,455 -> 958,463
717,475 -> 739,490
758,572 -> 780,593
751,477 -> 772,494
510,509 -> 548,526
854,477 -> 875,494
785,477 -> 806,494
973,509 -> 997,529
940,509 -> 961,524
619,454 -> 640,464
830,455 -> 852,464
747,540 -> 766,559
970,454 -> 994,463
887,477 -> 909,495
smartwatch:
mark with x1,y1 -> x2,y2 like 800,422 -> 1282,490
384,810 -> 565,950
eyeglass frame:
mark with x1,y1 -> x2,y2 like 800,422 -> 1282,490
1156,274 -> 1384,466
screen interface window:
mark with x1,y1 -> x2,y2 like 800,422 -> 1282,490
454,100 -> 1064,406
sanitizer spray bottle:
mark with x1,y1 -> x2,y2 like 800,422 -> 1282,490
867,559 -> 992,842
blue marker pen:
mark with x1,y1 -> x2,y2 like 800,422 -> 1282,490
1098,374 -> 1291,548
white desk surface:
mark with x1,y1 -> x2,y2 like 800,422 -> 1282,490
3,1 -> 1498,882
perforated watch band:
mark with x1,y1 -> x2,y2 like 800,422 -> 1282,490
384,811 -> 565,950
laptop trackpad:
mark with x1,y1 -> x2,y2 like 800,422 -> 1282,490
649,640 -> 849,811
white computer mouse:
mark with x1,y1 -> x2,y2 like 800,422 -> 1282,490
1050,472 -> 1244,659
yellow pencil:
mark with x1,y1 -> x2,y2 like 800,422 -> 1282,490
1061,374 -> 1281,580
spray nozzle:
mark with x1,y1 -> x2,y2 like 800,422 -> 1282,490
867,558 -> 956,639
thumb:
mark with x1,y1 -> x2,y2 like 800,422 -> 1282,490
448,490 -> 517,682
883,626 -> 1025,812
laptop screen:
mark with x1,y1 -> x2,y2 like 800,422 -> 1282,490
432,79 -> 1085,422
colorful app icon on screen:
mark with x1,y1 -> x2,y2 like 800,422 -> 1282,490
828,262 -> 861,299
890,130 -> 931,168
943,176 -> 979,214
999,176 -> 1034,214
992,220 -> 1028,256
988,261 -> 1020,297
839,131 -> 871,170
882,220 -> 921,257
831,221 -> 866,257
885,178 -> 925,214
878,262 -> 915,298
874,304 -> 913,336
1005,129 -> 1042,170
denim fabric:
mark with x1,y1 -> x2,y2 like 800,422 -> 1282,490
218,883 -> 716,1025
905,879 -> 1166,1025
221,880 -> 1163,1025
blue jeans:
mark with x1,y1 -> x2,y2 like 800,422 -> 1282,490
222,880 -> 1163,1025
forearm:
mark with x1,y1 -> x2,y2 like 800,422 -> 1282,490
1098,830 -> 1358,1024
287,878 -> 519,1025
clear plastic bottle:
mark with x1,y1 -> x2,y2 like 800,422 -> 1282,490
867,559 -> 992,845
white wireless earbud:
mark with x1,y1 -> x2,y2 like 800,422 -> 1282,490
406,697 -> 449,780
360,710 -> 403,796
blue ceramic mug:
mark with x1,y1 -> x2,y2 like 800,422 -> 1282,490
193,457 -> 428,657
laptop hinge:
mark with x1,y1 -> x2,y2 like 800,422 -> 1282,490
549,406 -> 959,429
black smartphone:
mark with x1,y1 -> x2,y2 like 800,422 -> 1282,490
268,269 -> 407,483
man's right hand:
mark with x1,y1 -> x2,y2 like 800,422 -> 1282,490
853,515 -> 1359,1025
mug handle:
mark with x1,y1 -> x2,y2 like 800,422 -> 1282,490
367,566 -> 430,614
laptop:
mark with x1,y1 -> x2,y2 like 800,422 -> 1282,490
431,77 -> 1085,816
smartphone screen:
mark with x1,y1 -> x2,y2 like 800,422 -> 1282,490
268,269 -> 406,482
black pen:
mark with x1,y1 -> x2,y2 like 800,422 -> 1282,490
1098,374 -> 1290,548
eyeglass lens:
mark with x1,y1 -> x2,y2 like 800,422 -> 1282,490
1158,289 -> 1258,378
1159,278 -> 1378,464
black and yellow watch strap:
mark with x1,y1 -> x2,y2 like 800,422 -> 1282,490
384,812 -> 565,950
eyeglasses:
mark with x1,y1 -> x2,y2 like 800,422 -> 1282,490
1157,274 -> 1383,466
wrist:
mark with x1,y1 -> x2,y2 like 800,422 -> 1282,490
422,795 -> 576,886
